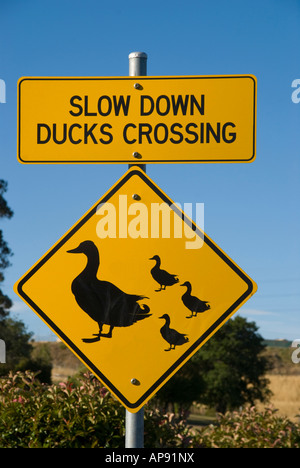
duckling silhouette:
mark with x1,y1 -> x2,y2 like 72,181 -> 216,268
159,314 -> 189,351
149,255 -> 179,291
67,240 -> 151,343
180,281 -> 210,318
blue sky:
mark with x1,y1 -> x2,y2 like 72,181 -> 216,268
0,0 -> 299,341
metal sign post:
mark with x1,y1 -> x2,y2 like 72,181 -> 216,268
128,51 -> 147,173
125,51 -> 147,449
14,51 -> 257,449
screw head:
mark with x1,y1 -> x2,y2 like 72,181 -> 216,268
131,378 -> 140,386
134,83 -> 141,89
132,194 -> 141,201
132,152 -> 142,159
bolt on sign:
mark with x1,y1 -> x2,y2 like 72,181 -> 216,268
14,167 -> 257,412
17,75 -> 256,164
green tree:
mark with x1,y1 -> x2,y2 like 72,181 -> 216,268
156,316 -> 271,414
154,357 -> 205,413
0,180 -> 51,381
0,317 -> 33,376
196,316 -> 271,413
0,180 -> 13,319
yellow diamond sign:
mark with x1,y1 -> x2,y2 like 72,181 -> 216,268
14,167 -> 257,412
17,75 -> 256,164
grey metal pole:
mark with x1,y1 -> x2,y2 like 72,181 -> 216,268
125,406 -> 144,448
125,51 -> 147,450
128,52 -> 147,174
129,51 -> 147,77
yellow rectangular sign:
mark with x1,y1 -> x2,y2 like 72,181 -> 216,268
17,75 -> 256,164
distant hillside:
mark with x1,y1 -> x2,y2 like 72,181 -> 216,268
32,341 -> 83,382
263,339 -> 292,348
263,345 -> 300,376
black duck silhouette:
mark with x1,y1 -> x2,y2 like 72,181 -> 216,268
180,281 -> 210,318
159,314 -> 189,351
149,255 -> 179,291
67,240 -> 151,343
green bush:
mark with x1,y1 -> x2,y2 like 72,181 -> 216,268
144,408 -> 194,448
1,371 -> 300,448
196,406 -> 300,448
0,371 -> 194,448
